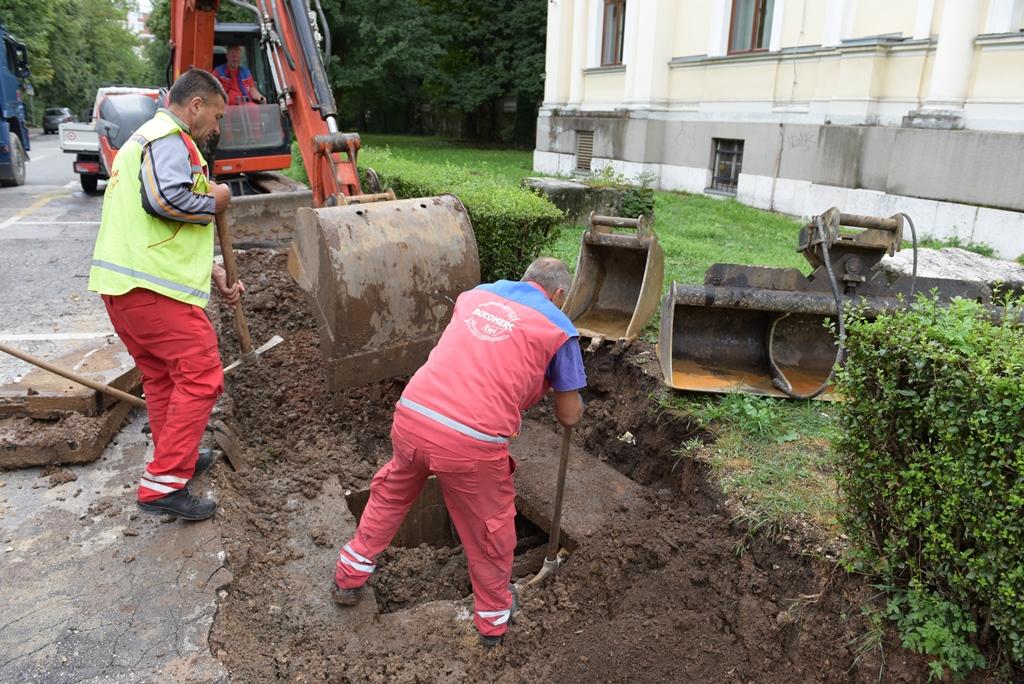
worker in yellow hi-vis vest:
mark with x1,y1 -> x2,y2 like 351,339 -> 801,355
88,69 -> 242,521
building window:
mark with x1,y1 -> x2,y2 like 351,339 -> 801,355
576,131 -> 594,173
711,139 -> 743,194
601,0 -> 626,66
729,0 -> 774,53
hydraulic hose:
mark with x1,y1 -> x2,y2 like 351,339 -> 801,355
314,0 -> 331,66
896,212 -> 919,299
768,214 -> 846,400
767,212 -> 920,400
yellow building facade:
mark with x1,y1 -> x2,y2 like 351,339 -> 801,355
535,0 -> 1024,257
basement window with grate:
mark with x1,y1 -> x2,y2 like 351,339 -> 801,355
576,131 -> 594,173
710,138 -> 743,194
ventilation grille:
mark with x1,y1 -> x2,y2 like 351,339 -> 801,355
576,131 -> 594,172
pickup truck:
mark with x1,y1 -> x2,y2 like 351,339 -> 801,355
60,86 -> 161,193
59,121 -> 102,192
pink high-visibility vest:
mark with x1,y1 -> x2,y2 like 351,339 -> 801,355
399,280 -> 577,442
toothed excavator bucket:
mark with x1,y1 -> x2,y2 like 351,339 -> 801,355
657,208 -> 990,400
562,213 -> 664,343
288,194 -> 480,391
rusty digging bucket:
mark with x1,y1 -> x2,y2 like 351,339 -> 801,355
288,193 -> 480,392
561,213 -> 664,343
657,208 -> 991,400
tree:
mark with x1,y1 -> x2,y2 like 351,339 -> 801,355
0,0 -> 147,120
422,0 -> 547,143
320,0 -> 442,131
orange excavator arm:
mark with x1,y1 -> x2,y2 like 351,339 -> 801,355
168,0 -> 363,205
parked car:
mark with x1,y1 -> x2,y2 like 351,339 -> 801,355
43,106 -> 75,134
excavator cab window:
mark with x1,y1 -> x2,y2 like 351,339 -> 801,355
211,23 -> 289,159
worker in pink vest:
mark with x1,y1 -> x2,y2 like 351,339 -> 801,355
332,257 -> 586,647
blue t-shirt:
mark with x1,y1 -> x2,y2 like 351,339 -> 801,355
546,338 -> 587,391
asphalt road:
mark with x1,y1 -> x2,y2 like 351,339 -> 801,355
0,131 -> 113,383
0,130 -> 229,683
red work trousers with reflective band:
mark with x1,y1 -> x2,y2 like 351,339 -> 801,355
102,288 -> 223,502
336,408 -> 518,638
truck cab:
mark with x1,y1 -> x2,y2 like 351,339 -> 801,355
0,23 -> 31,187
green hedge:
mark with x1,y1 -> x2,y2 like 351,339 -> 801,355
359,151 -> 564,282
835,297 -> 1024,680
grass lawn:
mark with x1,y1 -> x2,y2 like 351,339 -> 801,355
307,134 -> 840,545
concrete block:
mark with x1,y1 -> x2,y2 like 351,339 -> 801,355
739,174 -> 774,210
973,207 -> 1024,259
807,183 -> 849,216
512,419 -> 651,549
660,163 -> 710,194
842,188 -> 885,219
533,150 -> 575,175
932,201 -> 980,242
736,173 -> 760,207
521,177 -> 623,225
880,195 -> 939,238
765,177 -> 813,216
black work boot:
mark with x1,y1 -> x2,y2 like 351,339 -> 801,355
331,581 -> 362,607
137,485 -> 217,521
192,448 -> 216,478
478,584 -> 519,648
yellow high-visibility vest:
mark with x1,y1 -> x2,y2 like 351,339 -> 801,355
88,111 -> 214,307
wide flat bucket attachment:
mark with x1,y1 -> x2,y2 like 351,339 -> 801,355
562,213 -> 664,342
657,208 -> 990,400
289,194 -> 480,392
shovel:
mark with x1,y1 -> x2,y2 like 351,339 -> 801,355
528,425 -> 572,586
215,211 -> 283,373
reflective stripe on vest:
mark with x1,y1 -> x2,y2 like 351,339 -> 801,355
398,397 -> 510,444
91,259 -> 210,302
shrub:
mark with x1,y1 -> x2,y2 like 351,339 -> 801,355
620,170 -> 657,220
360,149 -> 564,282
835,296 -> 1024,680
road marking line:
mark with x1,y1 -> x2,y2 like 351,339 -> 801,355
15,221 -> 100,225
0,332 -> 115,342
0,190 -> 68,230
30,154 -> 48,162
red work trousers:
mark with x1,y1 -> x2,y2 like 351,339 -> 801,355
336,409 -> 518,638
102,288 -> 223,502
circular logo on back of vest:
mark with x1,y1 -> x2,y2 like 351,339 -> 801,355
466,301 -> 518,342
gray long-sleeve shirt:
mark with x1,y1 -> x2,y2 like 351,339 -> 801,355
138,110 -> 216,225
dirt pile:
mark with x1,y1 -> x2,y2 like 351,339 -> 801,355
208,249 -> 941,683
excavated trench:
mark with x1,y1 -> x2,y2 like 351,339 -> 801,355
207,249 -> 937,683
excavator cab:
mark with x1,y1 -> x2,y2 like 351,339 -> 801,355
209,22 -> 291,182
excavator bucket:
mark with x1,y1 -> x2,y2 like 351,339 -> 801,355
657,208 -> 990,400
562,213 -> 664,343
288,193 -> 480,392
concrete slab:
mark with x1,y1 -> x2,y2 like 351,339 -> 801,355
0,399 -> 135,469
511,418 -> 651,550
0,414 -> 230,683
0,338 -> 139,418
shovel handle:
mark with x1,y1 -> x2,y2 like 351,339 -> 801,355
0,341 -> 147,409
543,425 -> 572,563
215,212 -> 254,355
